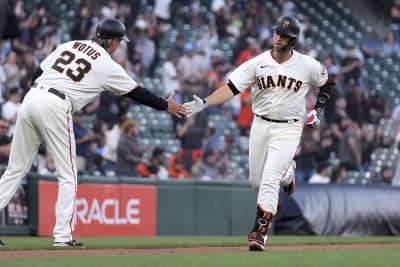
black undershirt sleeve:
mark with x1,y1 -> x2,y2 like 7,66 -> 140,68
314,77 -> 335,113
31,67 -> 43,86
227,80 -> 241,96
123,86 -> 168,111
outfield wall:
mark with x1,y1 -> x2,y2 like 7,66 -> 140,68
26,175 -> 258,237
1,174 -> 399,236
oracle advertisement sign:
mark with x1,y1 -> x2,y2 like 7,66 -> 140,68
37,181 -> 157,236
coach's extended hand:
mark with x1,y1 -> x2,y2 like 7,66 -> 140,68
166,94 -> 187,118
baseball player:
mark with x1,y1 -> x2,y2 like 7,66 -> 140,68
0,18 -> 186,248
184,15 -> 335,251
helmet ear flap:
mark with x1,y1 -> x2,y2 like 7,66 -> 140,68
288,37 -> 297,47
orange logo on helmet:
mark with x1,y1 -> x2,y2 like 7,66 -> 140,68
282,21 -> 290,28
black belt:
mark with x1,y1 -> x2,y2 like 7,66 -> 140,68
256,114 -> 299,123
33,83 -> 65,100
48,88 -> 66,100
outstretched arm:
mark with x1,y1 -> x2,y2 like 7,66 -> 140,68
123,86 -> 186,118
184,83 -> 238,117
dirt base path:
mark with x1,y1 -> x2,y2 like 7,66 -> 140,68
1,243 -> 400,259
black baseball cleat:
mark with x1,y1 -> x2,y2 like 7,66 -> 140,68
0,239 -> 4,247
53,239 -> 85,248
248,232 -> 266,251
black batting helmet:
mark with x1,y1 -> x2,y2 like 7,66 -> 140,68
95,19 -> 129,42
272,16 -> 300,50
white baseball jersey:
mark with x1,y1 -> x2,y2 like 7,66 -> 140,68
228,49 -> 328,120
0,40 -> 139,244
35,40 -> 137,112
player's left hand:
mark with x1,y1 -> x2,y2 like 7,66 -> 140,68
166,93 -> 187,118
306,109 -> 320,129
183,95 -> 207,117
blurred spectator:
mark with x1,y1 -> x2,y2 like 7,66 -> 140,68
0,64 -> 5,103
297,15 -> 312,46
73,111 -> 97,172
133,19 -> 156,77
295,138 -> 317,183
361,29 -> 382,58
391,104 -> 400,144
0,118 -> 11,165
380,31 -> 400,57
91,154 -> 106,176
236,37 -> 260,65
344,81 -> 363,124
84,119 -> 106,174
0,0 -> 20,42
168,155 -> 190,179
391,104 -> 400,186
196,27 -> 219,70
314,128 -> 336,165
191,149 -> 220,180
390,0 -> 400,44
320,52 -> 341,78
169,34 -> 185,58
338,120 -> 361,171
177,42 -> 207,84
212,0 -> 229,39
203,127 -> 224,153
0,0 -> 8,41
1,87 -> 22,134
154,0 -> 172,31
327,97 -> 351,151
162,52 -> 180,96
361,91 -> 387,124
278,0 -> 297,17
115,119 -> 143,177
330,165 -> 346,184
360,123 -> 379,172
207,57 -> 227,90
335,39 -> 364,87
378,165 -> 394,185
102,117 -> 125,173
19,49 -> 39,92
308,162 -> 331,184
239,16 -> 258,41
236,88 -> 253,135
92,91 -> 131,129
92,119 -> 106,150
2,50 -> 24,95
257,17 -> 273,45
39,153 -> 57,176
137,147 -> 169,179
175,113 -> 208,171
70,5 -> 94,40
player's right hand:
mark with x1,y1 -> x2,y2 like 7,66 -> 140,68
166,93 -> 187,118
183,95 -> 207,117
306,109 -> 320,129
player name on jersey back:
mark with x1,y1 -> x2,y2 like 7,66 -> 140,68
71,41 -> 101,60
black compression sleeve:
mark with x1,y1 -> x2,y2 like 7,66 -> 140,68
31,67 -> 43,85
314,77 -> 335,113
123,86 -> 168,111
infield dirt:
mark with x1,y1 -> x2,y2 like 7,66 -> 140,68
0,243 -> 399,259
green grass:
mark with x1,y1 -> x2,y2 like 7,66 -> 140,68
1,235 -> 400,250
0,236 -> 399,267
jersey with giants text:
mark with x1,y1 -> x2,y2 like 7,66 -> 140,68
228,50 -> 328,120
